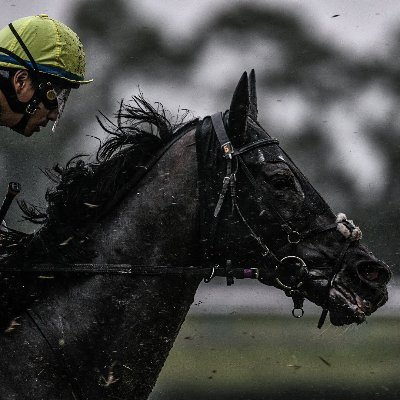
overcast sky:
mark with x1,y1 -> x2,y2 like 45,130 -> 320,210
1,1 -> 400,309
2,0 -> 400,57
1,1 -> 399,194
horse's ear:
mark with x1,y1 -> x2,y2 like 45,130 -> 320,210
249,69 -> 258,120
228,71 -> 249,147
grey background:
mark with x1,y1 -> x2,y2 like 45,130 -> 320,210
1,2 -> 400,398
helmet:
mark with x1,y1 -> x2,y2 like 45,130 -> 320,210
0,14 -> 92,85
0,15 -> 92,133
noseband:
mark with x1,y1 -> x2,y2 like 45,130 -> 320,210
0,114 -> 362,329
208,112 -> 362,328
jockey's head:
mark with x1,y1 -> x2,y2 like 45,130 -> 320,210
0,14 -> 92,136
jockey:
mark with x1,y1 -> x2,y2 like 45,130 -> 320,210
0,14 -> 92,137
0,15 -> 92,229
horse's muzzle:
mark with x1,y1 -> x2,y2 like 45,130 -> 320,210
328,260 -> 390,326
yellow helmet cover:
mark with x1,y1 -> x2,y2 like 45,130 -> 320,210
0,14 -> 92,85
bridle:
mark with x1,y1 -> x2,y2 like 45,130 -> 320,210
0,113 -> 363,329
207,112 -> 363,328
0,110 -> 365,400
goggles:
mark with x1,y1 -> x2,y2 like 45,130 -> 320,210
48,83 -> 71,132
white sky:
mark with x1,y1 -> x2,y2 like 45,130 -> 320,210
1,0 -> 399,193
134,0 -> 400,57
1,0 -> 399,311
2,0 -> 400,57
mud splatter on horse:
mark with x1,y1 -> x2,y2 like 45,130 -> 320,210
0,71 -> 391,400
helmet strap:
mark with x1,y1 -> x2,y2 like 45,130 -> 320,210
0,23 -> 58,134
0,73 -> 32,113
9,81 -> 57,135
0,73 -> 41,134
0,74 -> 59,135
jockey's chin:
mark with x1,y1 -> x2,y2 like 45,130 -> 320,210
16,104 -> 56,137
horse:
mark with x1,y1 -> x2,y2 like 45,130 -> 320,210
0,70 -> 391,400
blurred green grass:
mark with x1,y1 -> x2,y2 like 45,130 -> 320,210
150,314 -> 400,400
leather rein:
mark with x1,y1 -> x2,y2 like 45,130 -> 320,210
0,113 -> 362,327
203,112 -> 362,327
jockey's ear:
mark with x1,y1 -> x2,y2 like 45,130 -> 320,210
12,69 -> 34,101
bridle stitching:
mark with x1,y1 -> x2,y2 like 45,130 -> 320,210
236,148 -> 362,327
210,112 -> 362,327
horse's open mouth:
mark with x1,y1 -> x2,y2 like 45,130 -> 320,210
328,284 -> 372,326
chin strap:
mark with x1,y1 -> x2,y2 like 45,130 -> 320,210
0,73 -> 39,134
0,23 -> 58,134
0,73 -> 58,134
9,81 -> 57,134
0,73 -> 34,134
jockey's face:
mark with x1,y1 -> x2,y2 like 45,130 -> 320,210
21,101 -> 59,137
0,69 -> 59,137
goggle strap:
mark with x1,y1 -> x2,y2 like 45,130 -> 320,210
8,23 -> 39,75
0,46 -> 33,73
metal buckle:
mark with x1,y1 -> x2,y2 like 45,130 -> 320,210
8,182 -> 21,195
25,100 -> 39,115
292,308 -> 305,318
287,231 -> 301,244
222,176 -> 230,185
275,277 -> 303,291
275,256 -> 307,290
46,88 -> 57,101
221,141 -> 234,158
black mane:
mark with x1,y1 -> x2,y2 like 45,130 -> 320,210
0,95 -> 195,262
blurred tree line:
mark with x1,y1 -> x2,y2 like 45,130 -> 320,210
0,0 -> 398,271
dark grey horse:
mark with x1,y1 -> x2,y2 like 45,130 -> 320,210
0,71 -> 391,400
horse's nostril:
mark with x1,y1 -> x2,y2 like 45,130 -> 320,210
357,263 -> 391,285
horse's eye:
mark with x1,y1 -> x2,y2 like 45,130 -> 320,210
272,176 -> 294,190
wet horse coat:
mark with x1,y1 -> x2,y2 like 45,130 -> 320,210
0,125 -> 201,400
0,71 -> 391,400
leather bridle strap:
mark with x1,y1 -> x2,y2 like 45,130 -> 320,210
317,239 -> 353,328
209,112 -> 361,329
209,112 -> 281,267
211,112 -> 279,158
211,112 -> 234,157
0,263 -> 207,275
211,113 -> 296,238
0,263 -> 260,283
235,138 -> 280,155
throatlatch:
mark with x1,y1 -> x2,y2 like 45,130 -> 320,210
0,108 -> 364,329
206,111 -> 363,327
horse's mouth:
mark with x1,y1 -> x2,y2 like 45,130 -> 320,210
328,284 -> 378,326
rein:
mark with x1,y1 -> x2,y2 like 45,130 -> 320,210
0,119 -> 261,284
0,113 -> 362,328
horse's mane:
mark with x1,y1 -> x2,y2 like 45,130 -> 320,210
0,94 -> 195,262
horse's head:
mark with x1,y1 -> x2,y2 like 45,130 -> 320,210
198,70 -> 391,327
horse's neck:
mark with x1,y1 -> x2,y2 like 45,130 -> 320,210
81,129 -> 202,398
92,128 -> 200,267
